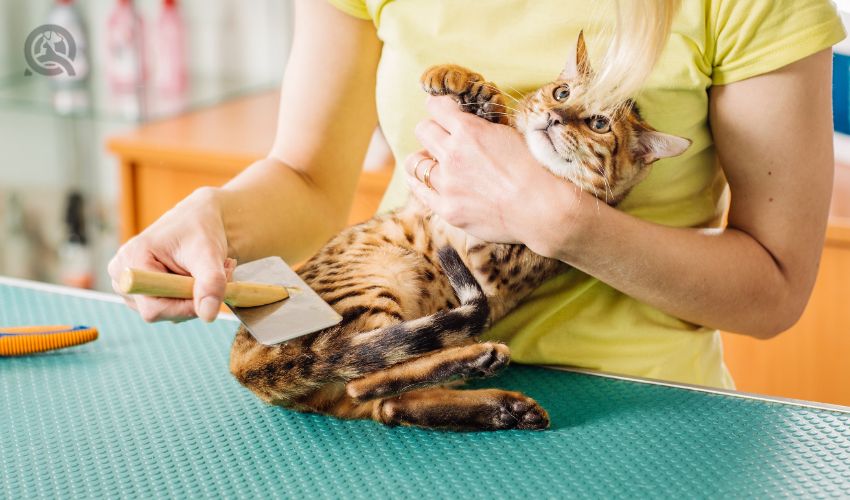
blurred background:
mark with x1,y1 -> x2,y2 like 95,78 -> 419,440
0,0 -> 292,290
0,0 -> 847,406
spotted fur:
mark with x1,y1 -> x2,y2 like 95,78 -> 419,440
230,33 -> 690,431
513,32 -> 691,205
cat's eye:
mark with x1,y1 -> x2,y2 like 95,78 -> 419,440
586,115 -> 611,133
552,85 -> 570,101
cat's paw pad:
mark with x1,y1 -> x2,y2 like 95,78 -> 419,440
494,394 -> 550,430
420,65 -> 508,124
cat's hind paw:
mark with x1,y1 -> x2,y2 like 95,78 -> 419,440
373,387 -> 550,431
493,393 -> 550,430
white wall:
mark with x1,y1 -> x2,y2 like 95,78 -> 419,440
0,0 -> 292,83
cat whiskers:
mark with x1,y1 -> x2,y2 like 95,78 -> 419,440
592,187 -> 601,213
490,103 -> 520,114
596,165 -> 614,206
457,104 -> 515,122
458,101 -> 520,116
493,81 -> 526,104
571,181 -> 586,212
476,82 -> 522,105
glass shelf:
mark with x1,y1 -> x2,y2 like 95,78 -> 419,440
0,70 -> 277,123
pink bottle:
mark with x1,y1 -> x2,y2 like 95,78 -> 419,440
106,0 -> 146,94
154,0 -> 188,94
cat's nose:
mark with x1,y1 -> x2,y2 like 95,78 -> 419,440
546,111 -> 564,129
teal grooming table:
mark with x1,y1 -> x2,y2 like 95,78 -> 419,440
1,279 -> 849,499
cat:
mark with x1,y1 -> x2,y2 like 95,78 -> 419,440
229,33 -> 691,431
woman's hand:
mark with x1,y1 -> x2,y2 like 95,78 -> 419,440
404,95 -> 585,247
107,188 -> 233,323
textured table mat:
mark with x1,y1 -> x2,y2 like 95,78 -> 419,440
1,281 -> 849,499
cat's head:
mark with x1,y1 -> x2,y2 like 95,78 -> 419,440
513,32 -> 691,205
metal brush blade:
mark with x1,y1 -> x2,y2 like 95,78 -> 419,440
228,256 -> 342,345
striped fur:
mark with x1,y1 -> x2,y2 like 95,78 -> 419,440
514,32 -> 691,205
229,35 -> 690,431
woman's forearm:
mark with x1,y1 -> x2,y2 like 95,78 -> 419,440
211,157 -> 351,264
525,52 -> 834,341
207,0 -> 379,265
531,184 -> 809,339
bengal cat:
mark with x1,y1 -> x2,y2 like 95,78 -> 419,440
229,33 -> 691,431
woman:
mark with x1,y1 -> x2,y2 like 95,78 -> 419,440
108,0 -> 844,388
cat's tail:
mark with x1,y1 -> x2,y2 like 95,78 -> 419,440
339,246 -> 490,376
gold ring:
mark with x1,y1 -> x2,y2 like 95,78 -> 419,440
423,160 -> 438,191
413,156 -> 432,182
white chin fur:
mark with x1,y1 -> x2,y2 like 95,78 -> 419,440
526,131 -> 584,183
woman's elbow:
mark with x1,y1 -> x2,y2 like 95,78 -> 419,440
740,288 -> 812,340
747,316 -> 797,341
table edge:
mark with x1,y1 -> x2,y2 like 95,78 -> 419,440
547,365 -> 850,414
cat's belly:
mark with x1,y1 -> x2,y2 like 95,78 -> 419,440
296,212 -> 460,324
297,203 -> 565,327
464,242 -> 567,321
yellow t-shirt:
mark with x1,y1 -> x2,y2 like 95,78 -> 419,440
327,0 -> 845,388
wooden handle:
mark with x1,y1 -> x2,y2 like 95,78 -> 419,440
118,268 -> 289,308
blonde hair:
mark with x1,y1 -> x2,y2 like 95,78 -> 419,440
583,0 -> 681,112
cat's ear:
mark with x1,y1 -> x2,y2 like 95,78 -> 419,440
635,130 -> 692,164
560,30 -> 593,80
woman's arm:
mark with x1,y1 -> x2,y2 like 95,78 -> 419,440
108,0 -> 381,321
547,49 -> 834,338
218,0 -> 382,263
408,50 -> 833,339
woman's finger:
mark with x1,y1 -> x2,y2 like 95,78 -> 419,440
414,118 -> 450,159
426,95 -> 476,135
115,273 -> 199,323
112,277 -> 135,301
406,175 -> 442,210
421,157 -> 443,193
405,151 -> 445,193
135,296 -> 199,323
404,150 -> 433,180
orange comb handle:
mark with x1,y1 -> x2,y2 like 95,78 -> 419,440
0,325 -> 99,356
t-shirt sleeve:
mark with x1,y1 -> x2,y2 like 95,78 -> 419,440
326,0 -> 371,21
710,0 -> 846,85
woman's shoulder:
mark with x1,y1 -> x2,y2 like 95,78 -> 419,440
694,0 -> 845,85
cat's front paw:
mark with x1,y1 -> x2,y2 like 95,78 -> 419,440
420,64 -> 510,124
421,64 -> 486,97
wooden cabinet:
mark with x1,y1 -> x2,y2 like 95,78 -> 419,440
109,90 -> 850,407
108,91 -> 391,242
